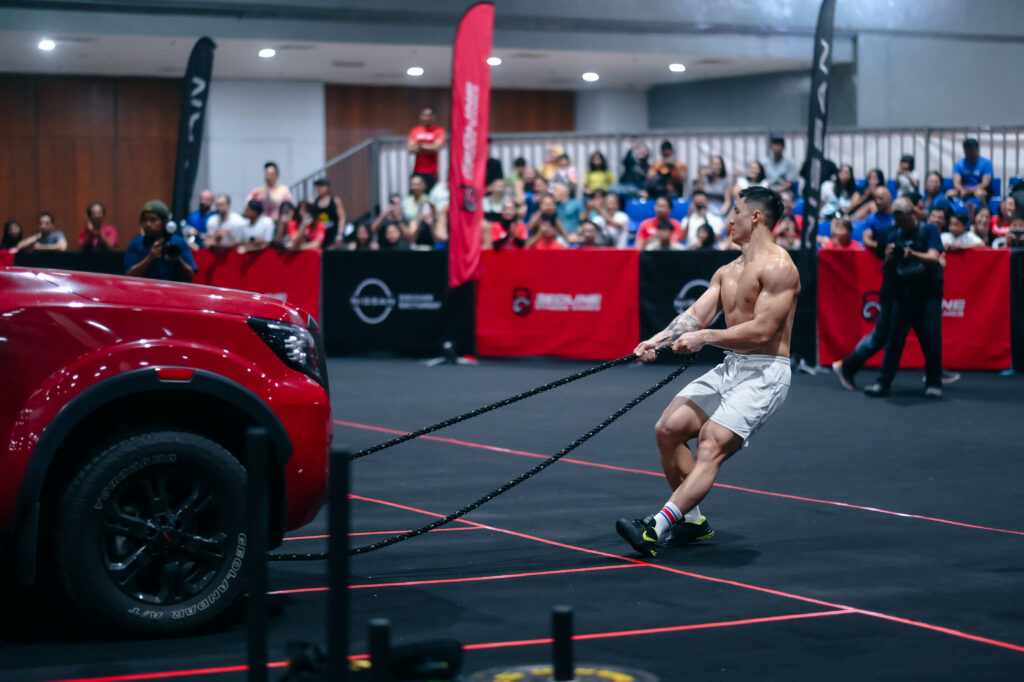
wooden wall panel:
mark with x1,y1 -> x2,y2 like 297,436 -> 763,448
0,137 -> 39,233
37,78 -> 116,138
325,84 -> 575,159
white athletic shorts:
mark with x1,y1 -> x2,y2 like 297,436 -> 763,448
676,351 -> 791,445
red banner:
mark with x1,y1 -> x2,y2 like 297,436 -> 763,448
448,2 -> 493,288
0,250 -> 14,267
476,250 -> 640,359
193,249 -> 322,320
818,248 -> 1010,369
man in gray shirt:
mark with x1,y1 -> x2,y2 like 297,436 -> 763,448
761,136 -> 797,194
18,212 -> 68,251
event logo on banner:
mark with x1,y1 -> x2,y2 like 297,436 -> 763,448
801,0 -> 835,249
673,279 -> 712,314
448,3 -> 493,288
171,37 -> 216,224
349,277 -> 442,325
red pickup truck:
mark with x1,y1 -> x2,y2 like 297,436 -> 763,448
0,266 -> 331,635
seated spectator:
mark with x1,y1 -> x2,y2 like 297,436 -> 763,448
539,145 -> 563,180
18,212 -> 67,251
347,222 -> 378,251
761,136 -> 797,193
312,178 -> 347,249
486,138 -> 503,186
779,190 -> 803,233
850,168 -> 885,219
284,201 -> 326,251
904,191 -> 925,221
617,142 -> 650,195
920,171 -> 950,216
590,191 -> 630,248
552,182 -> 584,234
551,153 -> 579,193
1004,217 -> 1024,248
205,194 -> 248,248
646,140 -> 687,198
861,187 -> 895,254
971,207 -> 997,246
993,196 -> 1017,237
574,220 -> 604,248
248,161 -> 293,221
482,178 -> 506,223
403,174 -> 430,222
507,157 -> 527,188
895,155 -> 919,197
274,201 -> 295,245
942,212 -> 983,251
235,200 -> 277,254
821,164 -> 858,218
521,165 -> 539,192
526,215 -> 567,251
2,220 -> 23,250
725,161 -> 766,210
583,152 -> 614,196
486,199 -> 529,251
700,156 -> 729,213
773,216 -> 800,249
379,221 -> 411,251
407,200 -> 444,248
682,190 -> 723,245
635,196 -> 683,249
951,138 -> 992,207
510,159 -> 531,204
124,200 -> 196,282
690,223 -> 717,251
644,218 -> 685,251
927,205 -> 949,233
185,189 -> 215,243
372,195 -> 409,247
820,217 -> 864,250
79,202 -> 118,252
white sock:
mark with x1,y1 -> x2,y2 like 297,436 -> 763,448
653,501 -> 682,537
684,504 -> 703,524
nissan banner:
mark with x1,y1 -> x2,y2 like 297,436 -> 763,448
171,37 -> 216,225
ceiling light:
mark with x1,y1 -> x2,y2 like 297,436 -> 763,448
669,63 -> 686,72
38,38 -> 56,51
258,48 -> 276,59
406,66 -> 424,77
581,72 -> 599,82
487,56 -> 502,66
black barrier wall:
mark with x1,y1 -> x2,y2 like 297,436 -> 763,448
321,250 -> 451,356
14,250 -> 125,275
1012,250 -> 1024,372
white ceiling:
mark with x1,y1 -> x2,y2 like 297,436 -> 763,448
0,31 -> 812,90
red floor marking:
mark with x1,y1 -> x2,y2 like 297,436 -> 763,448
464,609 -> 855,650
351,493 -> 1024,654
284,527 -> 481,541
268,563 -> 638,595
42,661 -> 288,682
337,419 -> 1024,537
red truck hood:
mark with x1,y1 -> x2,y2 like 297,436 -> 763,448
24,268 -> 309,325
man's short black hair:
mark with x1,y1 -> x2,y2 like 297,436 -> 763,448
314,178 -> 330,186
264,161 -> 279,172
963,138 -> 979,149
738,185 -> 784,229
900,154 -> 916,171
40,211 -> 55,222
951,212 -> 969,225
247,199 -> 265,215
657,217 -> 674,230
769,135 -> 786,146
514,156 -> 526,167
691,189 -> 707,199
660,140 -> 674,152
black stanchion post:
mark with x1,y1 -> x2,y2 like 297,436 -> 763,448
245,428 -> 270,682
368,618 -> 391,682
328,449 -> 351,682
552,605 -> 574,681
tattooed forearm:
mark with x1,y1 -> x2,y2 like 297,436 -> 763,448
652,313 -> 700,345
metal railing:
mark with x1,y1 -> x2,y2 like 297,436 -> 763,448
296,126 -> 1024,215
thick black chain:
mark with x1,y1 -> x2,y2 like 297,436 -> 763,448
268,351 -> 693,560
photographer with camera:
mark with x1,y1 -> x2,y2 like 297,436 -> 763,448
124,199 -> 197,282
862,196 -> 944,398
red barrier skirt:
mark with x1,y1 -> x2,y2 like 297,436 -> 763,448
193,249 -> 322,320
818,248 -> 1010,370
475,249 -> 639,360
0,250 -> 15,267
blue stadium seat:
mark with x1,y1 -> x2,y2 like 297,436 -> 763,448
855,179 -> 867,191
1011,176 -> 1023,189
794,199 -> 804,216
941,178 -> 954,193
885,180 -> 899,197
818,219 -> 831,238
626,198 -> 656,224
989,197 -> 1002,214
671,199 -> 690,220
850,219 -> 869,243
991,177 -> 1001,197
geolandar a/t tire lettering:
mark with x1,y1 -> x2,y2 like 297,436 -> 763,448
55,431 -> 248,636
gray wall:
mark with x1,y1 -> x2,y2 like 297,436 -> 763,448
647,64 -> 857,131
575,89 -> 650,133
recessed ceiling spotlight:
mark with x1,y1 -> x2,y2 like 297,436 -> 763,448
38,38 -> 56,51
581,72 -> 599,82
669,63 -> 686,72
258,48 -> 276,59
406,66 -> 424,77
487,56 -> 502,66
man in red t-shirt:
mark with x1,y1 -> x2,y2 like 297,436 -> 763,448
79,202 -> 119,252
407,106 -> 446,191
635,196 -> 683,249
819,217 -> 864,251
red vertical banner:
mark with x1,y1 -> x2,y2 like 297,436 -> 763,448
448,2 -> 493,288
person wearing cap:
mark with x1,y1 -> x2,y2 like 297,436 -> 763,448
124,200 -> 197,282
761,136 -> 797,193
312,177 -> 346,249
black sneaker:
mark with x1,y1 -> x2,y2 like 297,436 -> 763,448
863,382 -> 889,397
616,517 -> 660,557
661,516 -> 715,546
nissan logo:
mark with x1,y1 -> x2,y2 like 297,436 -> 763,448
350,278 -> 396,325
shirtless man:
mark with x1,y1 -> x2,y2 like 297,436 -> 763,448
616,186 -> 800,557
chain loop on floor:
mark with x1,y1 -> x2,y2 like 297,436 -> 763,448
268,352 -> 694,560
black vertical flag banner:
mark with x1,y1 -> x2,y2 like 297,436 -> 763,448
801,0 -> 835,249
171,37 -> 216,224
